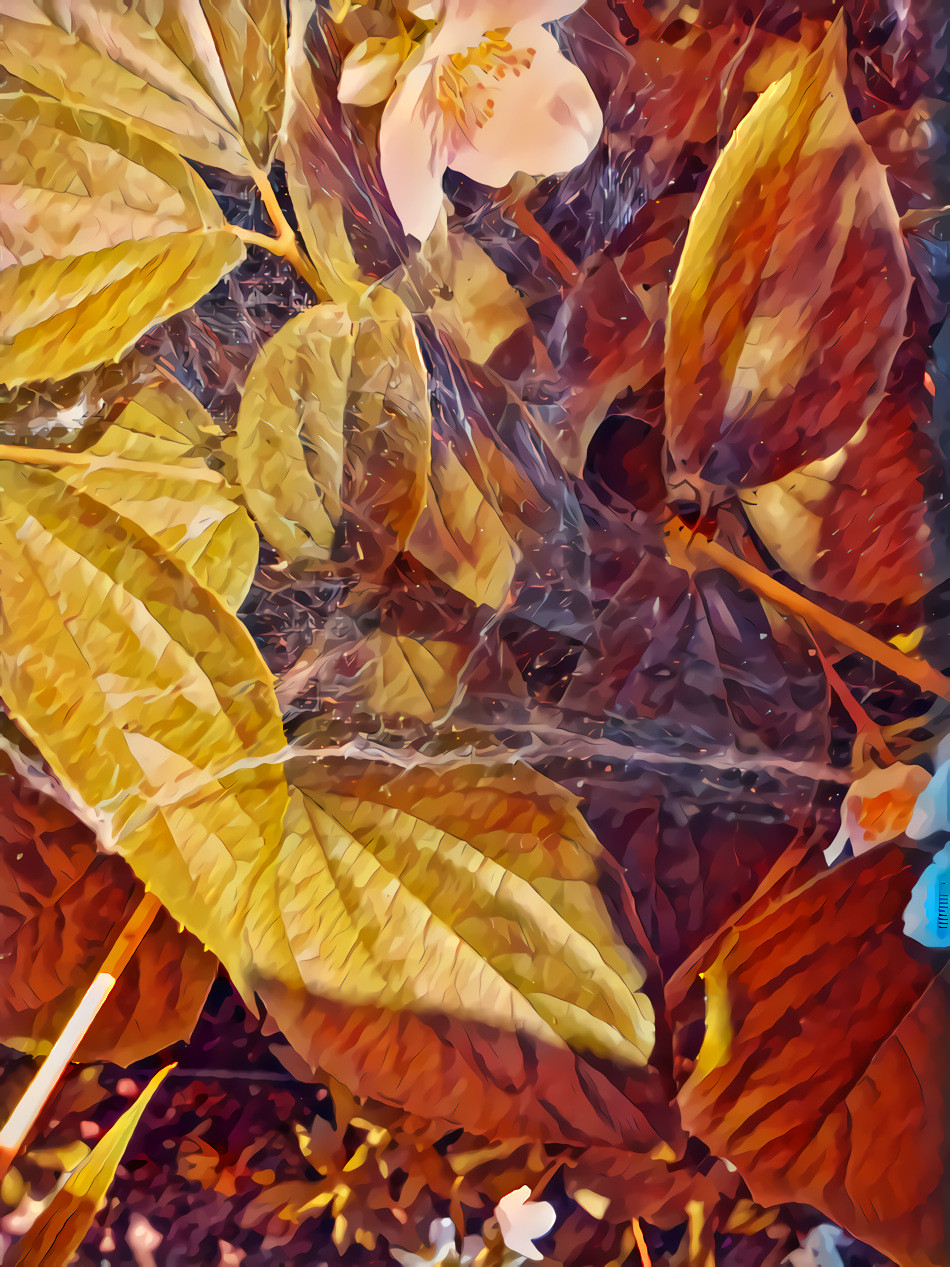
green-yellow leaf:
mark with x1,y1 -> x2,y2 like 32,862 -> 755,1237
10,1066 -> 173,1267
257,757 -> 658,1147
0,460 -> 290,1001
57,378 -> 259,610
0,94 -> 243,387
0,0 -> 286,174
234,289 -> 431,571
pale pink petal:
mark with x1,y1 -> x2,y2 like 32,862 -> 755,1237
440,0 -> 584,26
446,28 -> 601,190
379,64 -> 451,241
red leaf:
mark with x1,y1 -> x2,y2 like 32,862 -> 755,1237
675,848 -> 950,1265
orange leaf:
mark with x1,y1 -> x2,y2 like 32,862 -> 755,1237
0,765 -> 215,1064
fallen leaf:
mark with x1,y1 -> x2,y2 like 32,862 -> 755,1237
664,18 -> 912,490
10,1066 -> 172,1267
396,219 -> 531,367
406,434 -> 520,611
742,395 -> 939,610
0,94 -> 243,387
675,848 -> 950,1266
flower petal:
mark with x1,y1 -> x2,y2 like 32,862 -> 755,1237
379,63 -> 451,241
439,0 -> 584,25
446,27 -> 601,190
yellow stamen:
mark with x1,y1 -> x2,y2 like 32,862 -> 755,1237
436,29 -> 535,138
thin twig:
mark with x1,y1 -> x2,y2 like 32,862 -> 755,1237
246,167 -> 330,300
666,517 -> 950,703
631,1218 -> 652,1267
804,627 -> 893,761
0,892 -> 162,1184
0,444 -> 220,483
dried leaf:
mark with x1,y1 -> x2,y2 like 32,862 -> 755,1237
0,764 -> 215,1064
664,19 -> 912,490
10,1066 -> 172,1267
260,757 -> 663,1149
676,848 -> 950,1266
0,0 -> 285,174
0,94 -> 243,387
56,378 -> 259,610
234,290 -> 431,572
0,459 -> 290,1003
742,395 -> 939,610
396,220 -> 531,367
406,436 -> 520,610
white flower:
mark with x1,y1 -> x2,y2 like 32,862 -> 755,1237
338,0 -> 603,241
391,1218 -> 483,1267
785,1223 -> 847,1267
495,1186 -> 556,1262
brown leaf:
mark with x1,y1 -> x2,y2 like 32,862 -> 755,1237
0,764 -> 215,1064
675,848 -> 950,1266
664,19 -> 912,490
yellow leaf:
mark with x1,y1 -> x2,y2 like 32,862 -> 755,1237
10,1066 -> 173,1267
359,632 -> 469,724
235,289 -> 431,571
0,94 -> 243,387
406,437 -> 519,609
396,218 -> 531,365
0,0 -> 286,174
57,378 -> 259,610
0,460 -> 290,1002
664,17 -> 911,490
261,758 -> 657,1147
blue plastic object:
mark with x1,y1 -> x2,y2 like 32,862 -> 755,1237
903,842 -> 950,948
